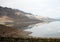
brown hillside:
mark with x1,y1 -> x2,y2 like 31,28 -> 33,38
0,24 -> 31,38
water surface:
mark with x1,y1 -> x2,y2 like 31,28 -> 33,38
25,21 -> 60,38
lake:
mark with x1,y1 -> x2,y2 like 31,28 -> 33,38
25,21 -> 60,38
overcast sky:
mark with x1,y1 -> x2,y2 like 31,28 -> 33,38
0,0 -> 60,18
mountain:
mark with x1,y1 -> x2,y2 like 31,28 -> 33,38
0,6 -> 43,29
0,6 -> 55,29
35,16 -> 56,22
0,6 -> 40,22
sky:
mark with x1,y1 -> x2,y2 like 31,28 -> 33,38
0,0 -> 60,18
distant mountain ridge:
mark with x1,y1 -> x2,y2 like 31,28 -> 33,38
0,6 -> 56,29
0,6 -> 43,29
0,6 -> 42,22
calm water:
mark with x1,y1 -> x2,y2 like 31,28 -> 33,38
25,21 -> 60,38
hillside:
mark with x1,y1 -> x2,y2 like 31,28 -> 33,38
0,6 -> 41,22
0,24 -> 31,38
0,6 -> 43,29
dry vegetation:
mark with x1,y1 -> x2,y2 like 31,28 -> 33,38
0,37 -> 60,42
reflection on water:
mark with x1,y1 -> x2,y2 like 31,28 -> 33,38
25,21 -> 60,38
